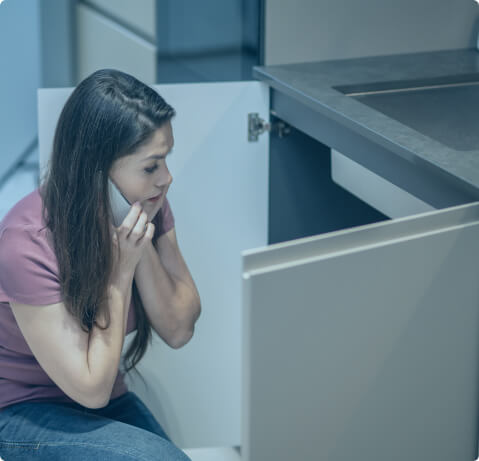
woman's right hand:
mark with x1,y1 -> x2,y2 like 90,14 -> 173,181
110,202 -> 155,279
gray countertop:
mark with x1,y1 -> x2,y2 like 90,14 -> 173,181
253,49 -> 479,205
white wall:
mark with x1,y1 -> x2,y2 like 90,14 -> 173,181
0,0 -> 42,181
265,0 -> 479,65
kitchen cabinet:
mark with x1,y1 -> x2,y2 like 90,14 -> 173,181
241,198 -> 479,461
76,2 -> 157,84
75,0 -> 261,86
38,80 -> 479,459
85,0 -> 156,41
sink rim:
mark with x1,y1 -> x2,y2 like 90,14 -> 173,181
341,80 -> 479,97
333,73 -> 479,152
333,72 -> 479,96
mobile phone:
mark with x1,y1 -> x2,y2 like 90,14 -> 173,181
108,178 -> 132,227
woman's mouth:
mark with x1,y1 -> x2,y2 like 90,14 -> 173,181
147,191 -> 163,202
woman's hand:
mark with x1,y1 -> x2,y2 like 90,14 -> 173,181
110,202 -> 155,280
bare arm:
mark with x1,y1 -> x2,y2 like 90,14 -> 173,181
86,269 -> 134,406
10,268 -> 134,409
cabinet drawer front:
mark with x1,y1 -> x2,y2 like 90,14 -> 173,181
242,199 -> 479,461
76,3 -> 157,84
83,0 -> 156,41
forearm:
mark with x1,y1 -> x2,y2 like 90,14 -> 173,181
86,270 -> 134,405
134,239 -> 200,348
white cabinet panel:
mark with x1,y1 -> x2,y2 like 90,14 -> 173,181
331,149 -> 434,218
76,3 -> 157,84
37,88 -> 72,180
133,81 -> 269,448
182,446 -> 241,461
38,81 -> 269,448
241,201 -> 479,461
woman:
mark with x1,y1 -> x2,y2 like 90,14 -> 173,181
0,68 -> 201,460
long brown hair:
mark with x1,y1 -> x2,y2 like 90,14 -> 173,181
39,68 -> 176,388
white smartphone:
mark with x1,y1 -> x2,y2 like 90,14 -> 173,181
108,178 -> 132,227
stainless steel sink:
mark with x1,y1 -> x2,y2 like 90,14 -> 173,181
334,74 -> 479,151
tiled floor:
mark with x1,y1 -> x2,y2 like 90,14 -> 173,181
0,146 -> 39,221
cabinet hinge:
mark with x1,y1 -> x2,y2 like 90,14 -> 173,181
248,113 -> 291,142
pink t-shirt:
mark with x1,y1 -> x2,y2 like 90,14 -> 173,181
0,187 -> 175,410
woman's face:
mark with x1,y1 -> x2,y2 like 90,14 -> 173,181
109,121 -> 174,221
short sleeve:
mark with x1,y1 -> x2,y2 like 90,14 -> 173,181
0,226 -> 63,305
156,196 -> 175,237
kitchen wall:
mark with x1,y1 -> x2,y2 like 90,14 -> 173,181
0,0 -> 42,184
265,0 -> 479,65
0,0 -> 74,186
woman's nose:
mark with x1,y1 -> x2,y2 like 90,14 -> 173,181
157,168 -> 172,188
167,173 -> 173,186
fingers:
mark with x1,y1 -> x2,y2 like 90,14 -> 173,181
145,222 -> 155,239
132,221 -> 154,245
130,210 -> 149,239
114,202 -> 155,243
117,203 -> 145,236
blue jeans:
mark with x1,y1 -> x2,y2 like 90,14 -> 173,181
0,391 -> 191,460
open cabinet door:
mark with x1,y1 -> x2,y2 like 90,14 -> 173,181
241,201 -> 479,461
38,81 -> 269,448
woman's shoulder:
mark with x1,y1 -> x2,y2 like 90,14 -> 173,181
0,187 -> 56,263
0,187 -> 45,235
0,190 -> 61,305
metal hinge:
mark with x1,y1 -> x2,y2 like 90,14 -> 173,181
248,113 -> 291,141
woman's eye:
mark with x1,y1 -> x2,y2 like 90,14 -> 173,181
144,164 -> 158,174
